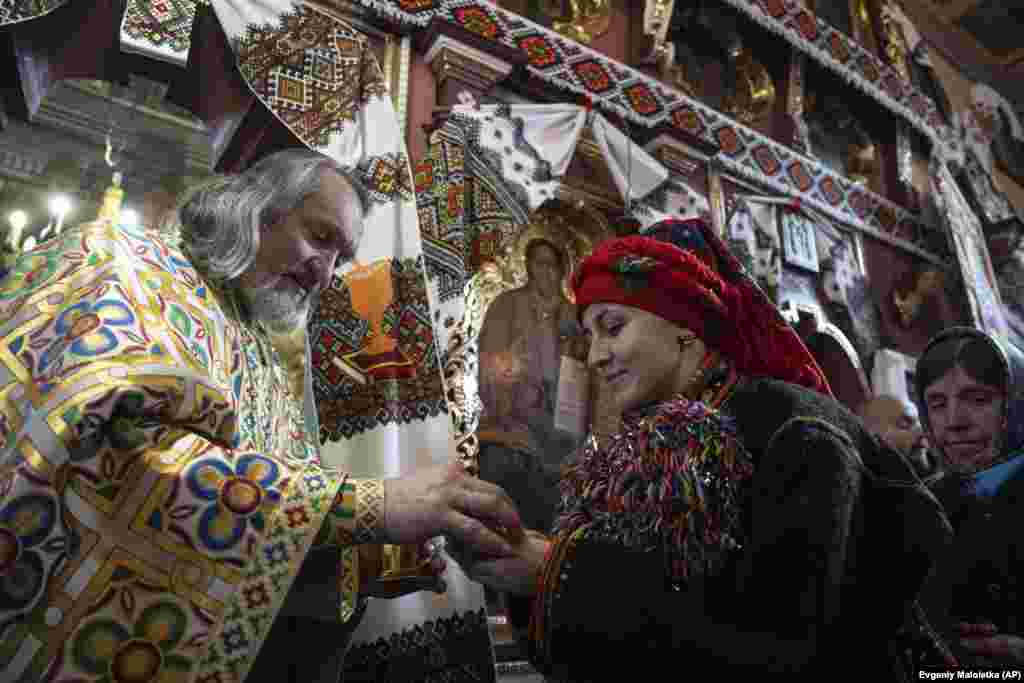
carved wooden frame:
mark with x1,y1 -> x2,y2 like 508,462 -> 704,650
779,299 -> 873,401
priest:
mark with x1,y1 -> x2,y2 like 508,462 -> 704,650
0,149 -> 521,683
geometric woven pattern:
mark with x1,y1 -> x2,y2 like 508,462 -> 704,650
310,256 -> 446,442
234,5 -> 390,149
352,477 -> 386,544
355,0 -> 955,156
354,0 -> 951,265
342,607 -> 496,682
0,220 -> 342,683
0,0 -> 67,25
122,0 -> 197,53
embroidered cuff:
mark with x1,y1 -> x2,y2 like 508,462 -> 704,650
327,479 -> 392,622
528,525 -> 589,674
352,477 -> 386,544
321,477 -> 386,547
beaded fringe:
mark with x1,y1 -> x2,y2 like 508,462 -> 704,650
554,396 -> 753,583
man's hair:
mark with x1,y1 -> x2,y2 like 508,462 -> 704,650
525,238 -> 564,273
915,334 -> 1006,402
170,149 -> 368,282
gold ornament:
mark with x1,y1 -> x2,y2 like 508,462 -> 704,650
847,140 -> 878,186
542,0 -> 611,45
97,172 -> 124,225
880,2 -> 911,81
725,48 -> 776,125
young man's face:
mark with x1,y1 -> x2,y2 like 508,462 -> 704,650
924,365 -> 1005,473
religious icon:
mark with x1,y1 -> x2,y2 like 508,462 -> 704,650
473,208 -> 602,525
477,236 -> 580,478
781,210 -> 820,273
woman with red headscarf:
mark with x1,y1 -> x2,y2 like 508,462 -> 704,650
456,218 -> 949,681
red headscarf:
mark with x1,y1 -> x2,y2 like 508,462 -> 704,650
571,218 -> 832,397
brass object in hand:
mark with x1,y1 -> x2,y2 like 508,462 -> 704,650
364,543 -> 444,599
381,543 -> 423,578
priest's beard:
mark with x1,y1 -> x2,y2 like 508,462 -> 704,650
238,282 -> 313,335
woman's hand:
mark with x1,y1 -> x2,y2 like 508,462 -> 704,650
456,529 -> 551,596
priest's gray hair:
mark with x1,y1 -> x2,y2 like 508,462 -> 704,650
172,149 -> 368,282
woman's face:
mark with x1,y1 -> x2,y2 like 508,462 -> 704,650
923,364 -> 1006,473
582,303 -> 706,413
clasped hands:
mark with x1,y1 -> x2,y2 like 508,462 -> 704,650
378,461 -> 549,598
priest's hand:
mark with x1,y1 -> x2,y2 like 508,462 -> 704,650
383,461 -> 522,559
456,529 -> 551,596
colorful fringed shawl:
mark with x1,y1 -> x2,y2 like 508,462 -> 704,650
553,396 -> 754,583
528,396 -> 754,668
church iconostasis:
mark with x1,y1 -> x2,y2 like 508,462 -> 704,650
719,174 -> 886,410
802,60 -> 894,199
778,215 -> 879,411
657,2 -> 785,137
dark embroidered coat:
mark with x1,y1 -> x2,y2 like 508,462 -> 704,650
513,377 -> 950,682
913,467 -> 1024,669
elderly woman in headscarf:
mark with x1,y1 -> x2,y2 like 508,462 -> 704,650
913,327 -> 1024,669
460,218 -> 949,681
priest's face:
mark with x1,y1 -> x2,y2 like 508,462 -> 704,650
582,302 -> 706,414
923,364 -> 1005,473
237,170 -> 363,332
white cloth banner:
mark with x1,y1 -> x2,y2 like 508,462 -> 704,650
211,0 -> 496,675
